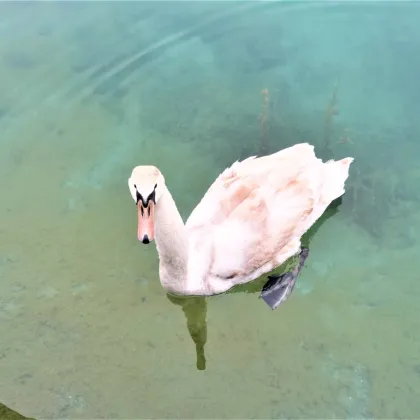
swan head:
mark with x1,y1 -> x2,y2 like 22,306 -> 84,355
128,166 -> 165,244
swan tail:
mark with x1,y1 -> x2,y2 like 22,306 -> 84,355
321,157 -> 354,204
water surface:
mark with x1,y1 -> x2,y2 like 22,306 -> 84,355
1,1 -> 420,419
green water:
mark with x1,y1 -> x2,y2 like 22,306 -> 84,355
1,1 -> 420,418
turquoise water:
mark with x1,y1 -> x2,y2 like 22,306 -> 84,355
1,1 -> 420,418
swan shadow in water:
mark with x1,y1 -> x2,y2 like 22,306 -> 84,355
165,197 -> 343,371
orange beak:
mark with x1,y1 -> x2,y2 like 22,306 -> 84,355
137,201 -> 155,243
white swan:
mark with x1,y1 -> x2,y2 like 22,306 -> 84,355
128,143 -> 353,309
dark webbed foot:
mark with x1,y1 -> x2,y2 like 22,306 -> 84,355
260,247 -> 309,310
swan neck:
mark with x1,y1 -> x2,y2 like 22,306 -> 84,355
154,186 -> 188,293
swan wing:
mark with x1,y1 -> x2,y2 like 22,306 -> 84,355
185,143 -> 352,293
186,143 -> 317,230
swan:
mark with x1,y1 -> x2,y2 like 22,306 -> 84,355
128,143 -> 353,310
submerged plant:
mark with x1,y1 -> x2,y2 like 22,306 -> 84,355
321,82 -> 340,157
259,87 -> 270,155
344,165 -> 403,239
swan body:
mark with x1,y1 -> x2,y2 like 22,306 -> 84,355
128,143 -> 353,302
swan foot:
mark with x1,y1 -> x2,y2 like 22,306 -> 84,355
260,247 -> 309,310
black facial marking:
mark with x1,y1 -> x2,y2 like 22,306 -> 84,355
136,190 -> 143,205
135,184 -> 157,207
147,189 -> 156,205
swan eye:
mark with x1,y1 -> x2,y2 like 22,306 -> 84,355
134,184 -> 137,188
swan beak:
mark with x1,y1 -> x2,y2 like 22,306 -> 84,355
137,201 -> 155,244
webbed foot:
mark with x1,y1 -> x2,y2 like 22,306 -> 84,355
260,247 -> 309,310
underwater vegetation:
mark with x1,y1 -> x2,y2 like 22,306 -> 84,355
207,63 -> 410,244
263,80 -> 410,242
259,87 -> 270,155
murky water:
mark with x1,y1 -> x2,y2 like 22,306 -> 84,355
1,1 -> 420,419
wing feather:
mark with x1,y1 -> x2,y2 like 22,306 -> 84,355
186,143 -> 317,230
